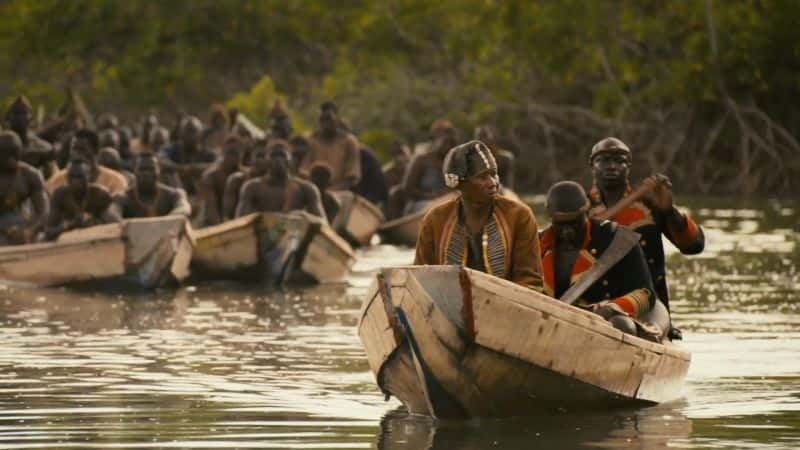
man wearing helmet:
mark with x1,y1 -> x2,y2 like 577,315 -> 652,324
588,137 -> 705,339
539,181 -> 669,339
414,140 -> 543,291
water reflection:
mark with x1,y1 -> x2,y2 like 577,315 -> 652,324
0,197 -> 797,448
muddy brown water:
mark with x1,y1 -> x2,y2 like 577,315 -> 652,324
0,197 -> 797,449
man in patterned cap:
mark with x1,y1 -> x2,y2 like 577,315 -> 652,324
539,180 -> 669,339
587,137 -> 705,339
5,96 -> 58,179
414,140 -> 543,291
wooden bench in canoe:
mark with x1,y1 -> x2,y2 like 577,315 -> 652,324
358,266 -> 691,419
0,216 -> 193,289
331,191 -> 385,247
378,190 -> 520,247
191,212 -> 354,284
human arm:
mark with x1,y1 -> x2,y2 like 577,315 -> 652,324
336,137 -> 361,190
643,174 -> 705,254
234,181 -> 256,218
26,168 -> 50,233
302,183 -> 328,224
200,170 -> 221,225
413,211 -> 437,265
167,189 -> 192,217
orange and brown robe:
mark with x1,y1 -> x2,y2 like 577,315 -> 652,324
414,195 -> 543,291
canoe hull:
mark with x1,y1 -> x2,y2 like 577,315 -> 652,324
0,216 -> 193,289
358,266 -> 690,418
332,191 -> 385,247
191,212 -> 354,284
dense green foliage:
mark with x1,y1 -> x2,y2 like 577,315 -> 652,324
1,0 -> 798,194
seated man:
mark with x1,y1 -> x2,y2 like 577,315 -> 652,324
98,147 -> 136,187
223,139 -> 270,220
415,140 -> 543,291
46,160 -> 121,241
114,153 -> 191,218
587,137 -> 705,339
236,140 -> 326,221
47,129 -> 129,196
402,119 -> 459,215
0,131 -> 49,245
539,181 -> 668,339
159,116 -> 217,196
309,162 -> 341,223
200,135 -> 243,225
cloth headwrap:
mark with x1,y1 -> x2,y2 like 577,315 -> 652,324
589,137 -> 631,163
442,140 -> 498,188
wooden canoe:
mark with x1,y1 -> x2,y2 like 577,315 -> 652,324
0,216 -> 193,289
331,191 -> 385,247
377,190 -> 520,247
191,212 -> 354,284
358,266 -> 691,419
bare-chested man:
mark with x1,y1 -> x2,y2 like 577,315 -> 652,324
160,116 -> 217,197
47,129 -> 129,196
299,103 -> 361,190
266,101 -> 293,142
236,140 -> 326,221
5,96 -> 58,179
200,136 -> 243,225
222,139 -> 270,220
402,118 -> 459,214
114,153 -> 191,219
46,160 -> 120,241
203,104 -> 228,153
98,147 -> 136,187
0,131 -> 49,245
475,125 -> 515,190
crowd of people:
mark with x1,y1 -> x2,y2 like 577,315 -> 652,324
0,93 -> 706,342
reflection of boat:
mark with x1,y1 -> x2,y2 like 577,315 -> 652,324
331,191 -> 385,247
0,216 -> 193,289
378,190 -> 520,247
191,212 -> 354,284
358,266 -> 691,419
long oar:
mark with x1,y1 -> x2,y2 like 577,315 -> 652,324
590,176 -> 662,221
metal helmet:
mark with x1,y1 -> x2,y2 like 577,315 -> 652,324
546,181 -> 590,223
589,137 -> 631,163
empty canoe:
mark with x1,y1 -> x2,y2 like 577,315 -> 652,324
358,266 -> 690,419
331,191 -> 385,247
0,216 -> 193,289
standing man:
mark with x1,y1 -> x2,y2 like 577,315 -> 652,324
236,140 -> 326,220
587,137 -> 705,340
300,103 -> 361,190
114,153 -> 191,218
5,96 -> 58,179
539,181 -> 667,339
46,160 -> 121,241
0,131 -> 49,245
402,119 -> 459,214
415,140 -> 543,291
200,136 -> 243,225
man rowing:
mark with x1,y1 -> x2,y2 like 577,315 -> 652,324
114,153 -> 191,218
235,140 -> 326,220
587,137 -> 705,339
415,140 -> 543,291
540,181 -> 669,339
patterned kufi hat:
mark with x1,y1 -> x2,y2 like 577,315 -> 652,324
442,140 -> 498,188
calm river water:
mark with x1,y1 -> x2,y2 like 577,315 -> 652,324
0,197 -> 797,449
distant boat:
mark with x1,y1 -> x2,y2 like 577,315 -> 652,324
191,212 -> 354,284
331,191 -> 385,247
358,266 -> 690,419
0,216 -> 193,289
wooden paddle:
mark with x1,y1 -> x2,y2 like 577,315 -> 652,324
590,176 -> 663,221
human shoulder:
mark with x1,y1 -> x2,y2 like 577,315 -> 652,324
494,195 -> 533,219
17,161 -> 44,182
26,133 -> 53,152
421,196 -> 459,222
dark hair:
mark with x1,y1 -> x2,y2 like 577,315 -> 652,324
320,101 -> 337,113
0,131 -> 22,158
74,129 -> 100,152
289,135 -> 309,147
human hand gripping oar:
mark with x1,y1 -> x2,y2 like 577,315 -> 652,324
590,175 -> 666,221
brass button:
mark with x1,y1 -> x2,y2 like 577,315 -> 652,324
605,293 -> 611,298
590,248 -> 597,255
640,240 -> 646,247
602,280 -> 608,286
648,258 -> 655,264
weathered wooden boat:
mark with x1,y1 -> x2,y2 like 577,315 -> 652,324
191,212 -> 354,284
378,190 -> 520,247
358,266 -> 690,418
331,191 -> 385,247
0,216 -> 193,289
